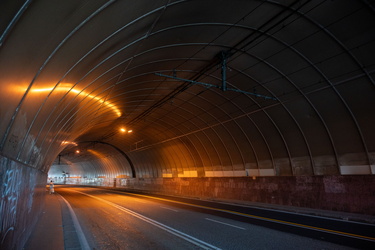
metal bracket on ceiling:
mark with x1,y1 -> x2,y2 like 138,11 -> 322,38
155,51 -> 277,100
220,50 -> 229,92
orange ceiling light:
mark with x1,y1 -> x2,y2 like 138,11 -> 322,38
61,141 -> 78,146
30,83 -> 122,117
120,128 -> 132,133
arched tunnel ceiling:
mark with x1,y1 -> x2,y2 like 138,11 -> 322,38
0,0 -> 374,178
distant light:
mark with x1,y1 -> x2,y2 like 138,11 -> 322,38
61,141 -> 77,146
76,150 -> 80,154
120,128 -> 132,133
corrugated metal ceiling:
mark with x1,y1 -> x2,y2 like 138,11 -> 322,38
0,0 -> 374,178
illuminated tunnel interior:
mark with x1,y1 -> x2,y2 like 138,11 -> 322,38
0,0 -> 374,248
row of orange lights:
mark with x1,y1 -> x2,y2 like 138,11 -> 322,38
72,128 -> 132,154
120,128 -> 132,133
30,84 -> 122,117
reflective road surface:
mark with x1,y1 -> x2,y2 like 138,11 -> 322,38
56,186 -> 374,250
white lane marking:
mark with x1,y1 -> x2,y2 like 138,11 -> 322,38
74,190 -> 221,250
88,188 -> 375,242
58,194 -> 91,250
205,218 -> 246,230
160,206 -> 178,212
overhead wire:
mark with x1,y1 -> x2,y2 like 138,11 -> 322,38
125,1 -> 269,126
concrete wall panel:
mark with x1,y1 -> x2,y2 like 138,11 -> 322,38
116,176 -> 375,215
0,155 -> 47,249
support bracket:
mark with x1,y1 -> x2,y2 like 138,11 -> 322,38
155,51 -> 276,100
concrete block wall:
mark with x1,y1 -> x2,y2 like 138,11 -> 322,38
0,155 -> 47,249
117,176 -> 375,215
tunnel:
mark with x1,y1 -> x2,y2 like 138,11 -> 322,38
0,0 -> 375,248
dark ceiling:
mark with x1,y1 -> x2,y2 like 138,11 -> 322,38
0,0 -> 374,178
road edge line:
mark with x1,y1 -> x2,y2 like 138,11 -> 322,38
58,194 -> 91,250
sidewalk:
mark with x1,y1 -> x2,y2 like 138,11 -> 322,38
24,192 -> 64,250
24,186 -> 84,250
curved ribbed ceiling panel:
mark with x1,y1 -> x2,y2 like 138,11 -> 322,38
0,0 -> 374,177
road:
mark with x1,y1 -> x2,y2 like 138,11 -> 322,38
56,186 -> 374,249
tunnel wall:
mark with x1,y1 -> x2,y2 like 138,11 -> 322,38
0,155 -> 47,249
115,176 -> 375,216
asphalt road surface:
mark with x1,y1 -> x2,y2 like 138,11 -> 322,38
56,186 -> 374,250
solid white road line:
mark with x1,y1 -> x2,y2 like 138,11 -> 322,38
58,194 -> 91,250
73,190 -> 221,250
205,218 -> 246,230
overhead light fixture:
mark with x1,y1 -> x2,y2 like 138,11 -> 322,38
61,141 -> 77,146
30,83 -> 122,117
120,128 -> 133,133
